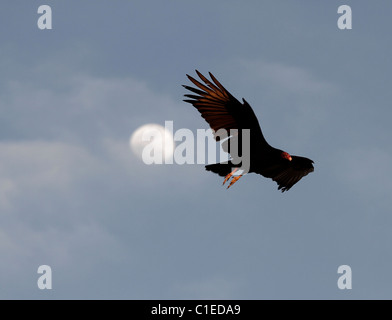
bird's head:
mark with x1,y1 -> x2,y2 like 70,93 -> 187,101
281,151 -> 292,161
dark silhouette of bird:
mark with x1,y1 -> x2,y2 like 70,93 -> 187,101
183,70 -> 314,192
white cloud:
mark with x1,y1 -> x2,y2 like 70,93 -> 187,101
0,141 -> 101,207
0,140 -> 131,297
1,69 -> 182,145
0,179 -> 17,212
0,135 -> 208,295
0,65 -> 204,206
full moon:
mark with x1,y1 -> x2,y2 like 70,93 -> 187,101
130,123 -> 175,162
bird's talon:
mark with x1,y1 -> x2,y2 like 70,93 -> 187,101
227,175 -> 242,189
223,168 -> 238,185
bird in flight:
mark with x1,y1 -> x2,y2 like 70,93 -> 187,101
183,70 -> 314,192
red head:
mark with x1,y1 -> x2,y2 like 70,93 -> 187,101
281,151 -> 292,161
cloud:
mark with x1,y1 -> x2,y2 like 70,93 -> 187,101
0,66 -> 182,145
0,134 -> 209,298
0,139 -> 142,298
0,141 -> 114,295
0,140 -> 100,209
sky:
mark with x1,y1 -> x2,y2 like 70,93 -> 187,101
0,0 -> 392,299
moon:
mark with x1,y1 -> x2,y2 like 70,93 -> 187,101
130,124 -> 175,162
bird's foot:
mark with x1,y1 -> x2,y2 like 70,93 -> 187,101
227,175 -> 242,189
222,168 -> 238,185
222,168 -> 242,189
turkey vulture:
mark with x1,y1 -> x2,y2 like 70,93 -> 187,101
183,70 -> 314,192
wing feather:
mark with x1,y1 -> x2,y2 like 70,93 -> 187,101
183,70 -> 270,147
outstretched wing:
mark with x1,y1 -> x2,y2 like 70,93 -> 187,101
183,70 -> 270,148
257,156 -> 314,192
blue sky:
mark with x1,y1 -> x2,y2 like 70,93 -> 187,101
1,0 -> 392,299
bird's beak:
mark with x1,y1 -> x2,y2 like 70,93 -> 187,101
289,156 -> 292,161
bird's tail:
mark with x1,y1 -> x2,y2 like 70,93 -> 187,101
205,162 -> 236,177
